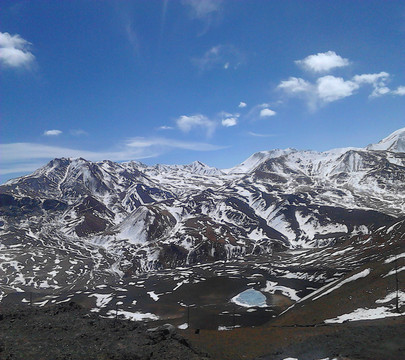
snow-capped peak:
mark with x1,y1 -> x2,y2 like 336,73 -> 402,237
226,148 -> 296,174
185,161 -> 224,175
366,127 -> 405,153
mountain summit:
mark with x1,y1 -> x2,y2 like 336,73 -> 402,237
366,127 -> 405,152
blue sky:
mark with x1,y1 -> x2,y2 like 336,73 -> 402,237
1,0 -> 404,183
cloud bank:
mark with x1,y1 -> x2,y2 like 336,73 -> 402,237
1,138 -> 227,178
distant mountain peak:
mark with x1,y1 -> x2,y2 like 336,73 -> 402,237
366,127 -> 405,153
226,148 -> 296,174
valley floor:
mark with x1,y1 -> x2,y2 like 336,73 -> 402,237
1,233 -> 403,359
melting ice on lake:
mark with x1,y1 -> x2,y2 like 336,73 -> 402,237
231,288 -> 267,308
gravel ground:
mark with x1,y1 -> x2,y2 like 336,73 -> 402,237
0,302 -> 209,360
183,316 -> 405,360
257,318 -> 405,360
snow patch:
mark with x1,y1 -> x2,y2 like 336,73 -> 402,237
106,309 -> 159,321
147,291 -> 160,301
324,306 -> 403,323
89,293 -> 114,308
262,281 -> 300,301
313,268 -> 371,301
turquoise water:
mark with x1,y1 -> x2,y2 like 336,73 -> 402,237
231,289 -> 267,307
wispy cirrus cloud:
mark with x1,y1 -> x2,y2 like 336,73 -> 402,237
183,0 -> 222,19
70,129 -> 88,136
125,21 -> 140,58
0,31 -> 35,69
182,0 -> 223,34
248,132 -> 277,138
193,44 -> 244,71
0,137 -> 227,179
126,137 -> 227,151
157,125 -> 175,131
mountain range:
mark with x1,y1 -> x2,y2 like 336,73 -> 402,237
1,127 -> 405,278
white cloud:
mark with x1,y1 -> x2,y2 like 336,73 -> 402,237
278,57 -> 404,108
259,108 -> 276,117
393,86 -> 405,96
245,103 -> 278,120
157,125 -> 174,130
193,44 -> 244,71
352,72 -> 391,98
316,76 -> 359,102
277,75 -> 359,106
220,111 -> 239,127
176,114 -> 216,137
371,86 -> 390,97
278,73 -> 390,106
43,130 -> 62,136
296,51 -> 350,73
352,72 -> 389,84
278,77 -> 312,94
238,101 -> 247,108
0,32 -> 35,69
222,117 -> 237,127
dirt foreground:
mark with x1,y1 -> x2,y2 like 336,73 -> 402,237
182,316 -> 405,360
0,302 -> 404,360
0,302 -> 209,360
